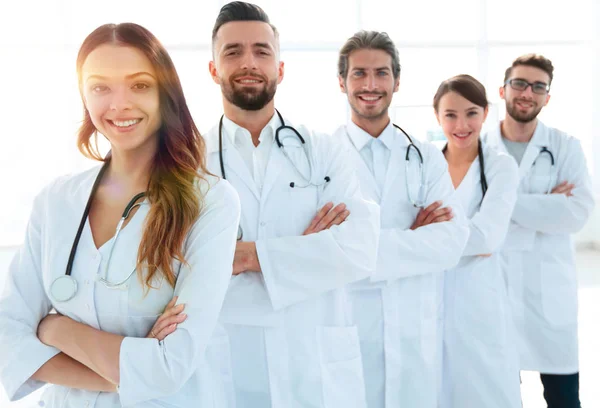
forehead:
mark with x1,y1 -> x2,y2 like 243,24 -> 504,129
214,21 -> 277,51
81,44 -> 155,80
509,65 -> 550,83
348,48 -> 393,69
439,91 -> 481,110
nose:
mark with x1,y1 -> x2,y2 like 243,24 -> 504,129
362,72 -> 378,91
520,84 -> 534,99
109,86 -> 133,111
239,51 -> 258,71
455,115 -> 470,131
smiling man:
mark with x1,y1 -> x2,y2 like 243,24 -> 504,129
333,31 -> 469,408
484,54 -> 595,408
202,3 -> 381,408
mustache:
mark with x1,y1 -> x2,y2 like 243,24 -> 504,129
231,72 -> 267,82
354,91 -> 386,96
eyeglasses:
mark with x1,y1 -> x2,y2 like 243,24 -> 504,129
504,78 -> 550,95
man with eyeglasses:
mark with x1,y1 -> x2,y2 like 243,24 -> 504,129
484,54 -> 595,408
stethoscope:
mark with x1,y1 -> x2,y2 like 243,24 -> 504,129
218,109 -> 331,240
531,146 -> 555,194
392,124 -> 427,207
50,158 -> 147,302
442,139 -> 489,200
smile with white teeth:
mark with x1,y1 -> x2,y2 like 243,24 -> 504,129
453,132 -> 471,138
111,119 -> 141,128
237,79 -> 261,84
359,95 -> 381,101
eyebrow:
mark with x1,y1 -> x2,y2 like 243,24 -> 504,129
85,71 -> 156,83
444,107 -> 480,112
351,67 -> 391,72
513,77 -> 549,85
222,42 -> 274,51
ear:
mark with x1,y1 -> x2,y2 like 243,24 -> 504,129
544,93 -> 551,106
338,75 -> 347,93
209,61 -> 220,85
499,85 -> 505,100
393,77 -> 400,93
483,105 -> 489,122
277,60 -> 285,84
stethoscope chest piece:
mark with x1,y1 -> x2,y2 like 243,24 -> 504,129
50,275 -> 78,302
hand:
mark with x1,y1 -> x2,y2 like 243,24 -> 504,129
233,241 -> 260,275
477,254 -> 492,258
37,313 -> 65,346
146,297 -> 187,341
303,202 -> 350,235
410,201 -> 453,230
551,181 -> 574,197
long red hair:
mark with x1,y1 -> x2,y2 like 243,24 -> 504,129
76,23 -> 208,289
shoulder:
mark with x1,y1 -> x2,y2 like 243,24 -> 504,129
197,174 -> 240,220
35,164 -> 102,209
482,143 -> 518,179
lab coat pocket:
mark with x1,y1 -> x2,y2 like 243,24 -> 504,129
317,326 -> 367,408
540,262 -> 578,327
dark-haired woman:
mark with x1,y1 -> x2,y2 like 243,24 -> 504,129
434,75 -> 521,407
0,23 -> 240,407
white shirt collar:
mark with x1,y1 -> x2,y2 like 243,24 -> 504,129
346,120 -> 395,151
222,113 -> 279,149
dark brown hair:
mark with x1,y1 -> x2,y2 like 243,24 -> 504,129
212,2 -> 278,45
503,53 -> 554,85
76,23 -> 208,289
338,30 -> 401,80
433,74 -> 488,112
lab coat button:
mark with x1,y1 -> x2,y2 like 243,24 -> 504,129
37,401 -> 45,407
260,221 -> 266,227
84,401 -> 90,408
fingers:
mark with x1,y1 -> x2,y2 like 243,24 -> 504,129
314,203 -> 347,232
325,209 -> 350,229
478,253 -> 492,258
152,312 -> 188,341
303,202 -> 334,235
551,181 -> 575,196
422,206 -> 453,227
154,303 -> 185,328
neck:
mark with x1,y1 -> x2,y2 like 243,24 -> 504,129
351,114 -> 390,138
444,140 -> 479,166
501,116 -> 538,143
104,141 -> 156,195
223,98 -> 275,146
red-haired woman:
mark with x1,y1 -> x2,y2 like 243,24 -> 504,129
0,23 -> 240,407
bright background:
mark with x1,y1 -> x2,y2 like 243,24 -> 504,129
0,0 -> 598,407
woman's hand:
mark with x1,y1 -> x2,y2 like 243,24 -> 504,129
146,297 -> 187,341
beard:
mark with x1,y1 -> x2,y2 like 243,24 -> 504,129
505,98 -> 543,123
349,91 -> 390,121
221,73 -> 277,111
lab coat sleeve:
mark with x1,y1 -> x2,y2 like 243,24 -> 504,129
511,138 -> 595,234
117,180 -> 240,407
371,146 -> 470,282
0,188 -> 61,401
462,154 -> 519,256
256,133 -> 380,310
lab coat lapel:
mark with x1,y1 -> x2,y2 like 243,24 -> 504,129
518,121 -> 549,180
207,128 -> 261,200
380,136 -> 403,205
260,141 -> 288,206
343,130 -> 381,200
455,160 -> 478,210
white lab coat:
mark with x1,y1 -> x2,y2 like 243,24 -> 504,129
0,168 -> 241,407
204,115 -> 380,408
333,123 -> 469,408
440,143 -> 521,408
484,120 -> 595,373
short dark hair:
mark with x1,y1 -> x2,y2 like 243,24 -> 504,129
212,1 -> 279,43
338,30 -> 401,80
503,53 -> 554,86
433,74 -> 488,112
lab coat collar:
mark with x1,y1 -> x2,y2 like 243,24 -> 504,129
345,119 -> 397,152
